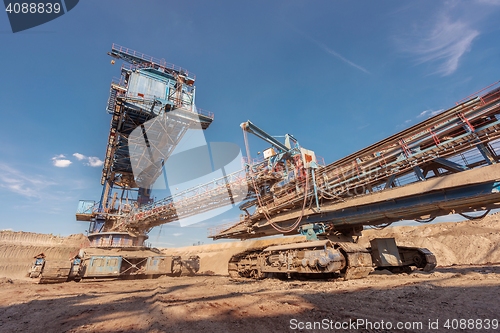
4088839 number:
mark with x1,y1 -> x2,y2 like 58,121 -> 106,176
443,318 -> 498,330
5,2 -> 61,14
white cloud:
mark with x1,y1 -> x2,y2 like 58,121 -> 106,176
87,156 -> 104,167
52,155 -> 72,168
0,164 -> 56,198
73,152 -> 104,167
398,108 -> 445,128
397,118 -> 413,128
53,159 -> 72,168
403,15 -> 479,76
73,153 -> 86,160
291,27 -> 370,74
418,110 -> 431,118
172,232 -> 183,237
320,44 -> 370,74
417,109 -> 444,118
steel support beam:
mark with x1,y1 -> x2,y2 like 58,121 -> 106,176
433,157 -> 468,172
476,142 -> 497,165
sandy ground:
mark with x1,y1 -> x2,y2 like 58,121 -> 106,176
0,266 -> 499,332
0,214 -> 499,332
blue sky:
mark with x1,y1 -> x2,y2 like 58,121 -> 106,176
1,0 -> 500,247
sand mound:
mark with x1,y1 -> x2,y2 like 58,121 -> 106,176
360,212 -> 500,266
0,231 -> 88,279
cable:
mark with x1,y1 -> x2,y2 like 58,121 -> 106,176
415,217 -> 436,223
368,222 -> 393,230
266,170 -> 310,233
243,127 -> 309,233
458,210 -> 491,220
318,188 -> 345,201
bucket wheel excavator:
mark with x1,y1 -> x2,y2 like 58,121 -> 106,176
31,44 -> 500,282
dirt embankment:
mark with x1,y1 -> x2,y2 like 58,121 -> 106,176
359,212 -> 500,266
0,231 -> 88,279
164,212 -> 500,275
1,212 -> 499,279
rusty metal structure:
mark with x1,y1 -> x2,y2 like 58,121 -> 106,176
77,77 -> 500,281
89,80 -> 500,280
78,44 -> 214,243
214,83 -> 500,279
31,43 -> 500,282
32,44 -> 211,283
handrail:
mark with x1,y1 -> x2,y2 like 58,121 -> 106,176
111,43 -> 196,79
456,80 -> 500,105
135,168 -> 248,215
110,89 -> 214,119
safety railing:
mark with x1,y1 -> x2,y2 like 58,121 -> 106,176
242,154 -> 325,167
194,106 -> 215,119
317,95 -> 500,193
242,156 -> 265,166
114,90 -> 213,119
316,155 -> 326,166
130,168 -> 249,226
76,200 -> 97,215
456,80 -> 500,105
112,43 -> 196,79
207,219 -> 244,238
110,76 -> 126,87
